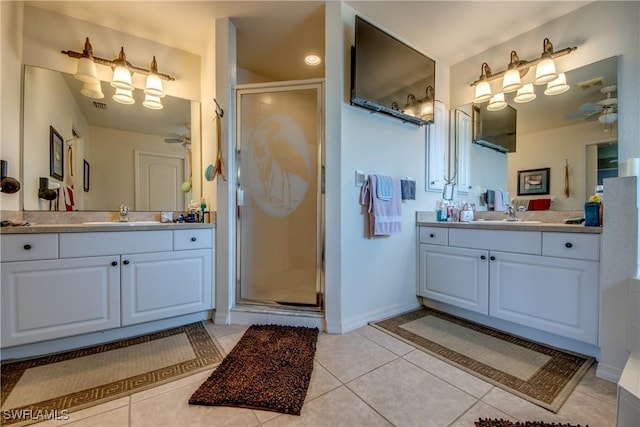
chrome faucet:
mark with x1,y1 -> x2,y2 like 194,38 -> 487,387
505,205 -> 526,221
118,204 -> 130,222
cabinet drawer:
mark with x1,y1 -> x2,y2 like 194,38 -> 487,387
542,232 -> 600,261
1,234 -> 58,262
449,229 -> 541,255
173,229 -> 212,250
418,227 -> 448,245
60,231 -> 172,257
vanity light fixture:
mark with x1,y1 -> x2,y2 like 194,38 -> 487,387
544,72 -> 570,95
62,37 -> 175,109
514,83 -> 536,103
502,51 -> 525,93
403,94 -> 418,117
473,63 -> 493,103
470,38 -> 576,96
418,86 -> 435,119
487,93 -> 507,111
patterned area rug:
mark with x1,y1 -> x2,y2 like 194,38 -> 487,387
371,307 -> 595,413
189,324 -> 319,415
475,418 -> 589,427
1,322 -> 224,427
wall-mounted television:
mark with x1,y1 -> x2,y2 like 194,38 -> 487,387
472,104 -> 517,153
350,16 -> 436,126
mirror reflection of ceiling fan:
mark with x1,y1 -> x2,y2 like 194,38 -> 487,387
164,123 -> 191,148
566,84 -> 618,124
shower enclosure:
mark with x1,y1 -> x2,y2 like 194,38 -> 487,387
236,81 -> 324,309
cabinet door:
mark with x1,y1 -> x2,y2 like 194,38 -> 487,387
1,256 -> 120,347
426,100 -> 448,192
418,244 -> 489,314
489,251 -> 599,344
121,249 -> 212,326
455,109 -> 471,194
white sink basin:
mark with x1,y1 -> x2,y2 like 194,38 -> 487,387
83,221 -> 162,226
471,219 -> 542,224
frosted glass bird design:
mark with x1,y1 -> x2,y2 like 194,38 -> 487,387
246,114 -> 311,217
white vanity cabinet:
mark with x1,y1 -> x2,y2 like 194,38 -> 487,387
1,227 -> 214,348
417,225 -> 601,347
418,227 -> 489,314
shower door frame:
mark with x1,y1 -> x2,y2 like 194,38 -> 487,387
234,79 -> 325,311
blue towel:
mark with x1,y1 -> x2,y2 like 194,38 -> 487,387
375,175 -> 393,201
400,179 -> 416,201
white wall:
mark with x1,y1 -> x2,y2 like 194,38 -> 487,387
0,1 -> 23,212
329,4 -> 452,332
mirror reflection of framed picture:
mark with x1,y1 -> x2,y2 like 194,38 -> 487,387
49,126 -> 64,180
83,160 -> 90,192
518,167 -> 550,195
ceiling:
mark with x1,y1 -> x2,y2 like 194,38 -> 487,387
25,1 -> 601,135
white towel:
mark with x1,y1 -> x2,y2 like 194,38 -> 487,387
360,175 -> 402,237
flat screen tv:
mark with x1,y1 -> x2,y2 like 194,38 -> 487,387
350,16 -> 436,126
472,104 -> 517,153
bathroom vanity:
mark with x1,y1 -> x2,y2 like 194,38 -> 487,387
416,217 -> 602,357
0,223 -> 214,352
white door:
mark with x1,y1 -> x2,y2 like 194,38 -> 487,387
135,151 -> 186,211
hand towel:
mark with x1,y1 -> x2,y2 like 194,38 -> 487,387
527,198 -> 551,211
63,185 -> 75,211
360,175 -> 402,237
400,179 -> 416,201
375,174 -> 393,201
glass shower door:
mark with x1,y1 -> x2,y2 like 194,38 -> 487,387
236,83 -> 323,308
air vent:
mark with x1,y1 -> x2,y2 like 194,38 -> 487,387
576,76 -> 604,90
91,101 -> 109,110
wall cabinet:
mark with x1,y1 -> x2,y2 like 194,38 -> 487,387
426,101 -> 448,192
1,228 -> 214,348
417,226 -> 600,346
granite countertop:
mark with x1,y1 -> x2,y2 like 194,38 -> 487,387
416,212 -> 602,234
0,222 -> 215,234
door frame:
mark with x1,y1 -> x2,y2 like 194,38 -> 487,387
234,79 -> 325,311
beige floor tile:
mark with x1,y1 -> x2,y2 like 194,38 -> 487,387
314,331 -> 397,383
348,358 -> 476,427
481,387 -> 569,424
574,365 -> 618,402
31,397 -> 130,427
449,401 -> 515,427
262,385 -> 392,427
554,388 -> 617,427
354,325 -> 416,356
203,321 -> 249,339
215,330 -> 248,355
403,349 -> 493,398
56,406 -> 130,427
130,380 -> 259,427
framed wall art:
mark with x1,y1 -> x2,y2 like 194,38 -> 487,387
518,167 -> 550,195
83,160 -> 90,192
49,126 -> 64,181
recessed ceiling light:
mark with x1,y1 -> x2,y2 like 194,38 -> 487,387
304,54 -> 322,66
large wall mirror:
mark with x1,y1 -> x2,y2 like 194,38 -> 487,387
452,56 -> 618,211
22,65 -> 199,212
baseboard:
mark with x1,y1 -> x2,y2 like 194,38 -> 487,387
338,300 -> 422,334
596,362 -> 624,383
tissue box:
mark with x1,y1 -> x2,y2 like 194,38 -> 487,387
584,202 -> 601,227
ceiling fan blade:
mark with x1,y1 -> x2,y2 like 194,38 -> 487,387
164,138 -> 183,143
579,103 -> 601,112
565,112 -> 586,120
